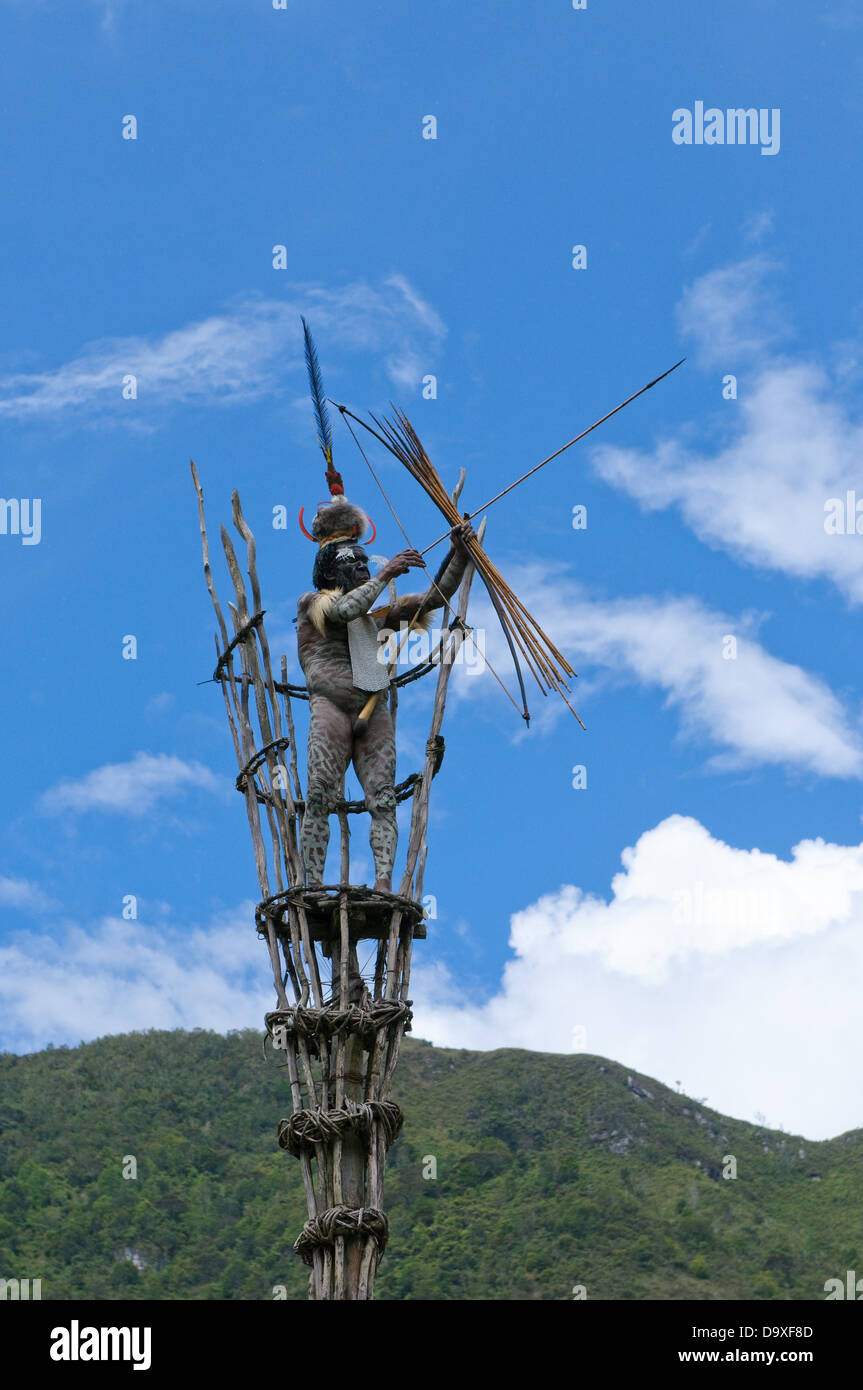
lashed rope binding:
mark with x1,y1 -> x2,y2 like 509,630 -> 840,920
294,1207 -> 390,1266
192,461 -> 484,1299
267,999 -> 412,1046
278,1100 -> 404,1156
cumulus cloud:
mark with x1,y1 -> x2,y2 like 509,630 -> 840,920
3,818 -> 861,1137
0,276 -> 445,422
0,907 -> 268,1053
39,751 -> 226,817
0,875 -> 58,915
452,569 -> 863,778
592,256 -> 863,603
742,210 -> 774,246
674,256 -> 787,367
411,814 -> 863,1139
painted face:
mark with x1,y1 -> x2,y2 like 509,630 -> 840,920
331,546 -> 370,589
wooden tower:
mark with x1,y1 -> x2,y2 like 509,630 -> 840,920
192,464 -> 483,1300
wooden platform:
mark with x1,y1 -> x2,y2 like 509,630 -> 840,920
257,884 -> 427,944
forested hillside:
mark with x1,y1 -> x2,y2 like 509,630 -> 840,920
1,1030 -> 859,1300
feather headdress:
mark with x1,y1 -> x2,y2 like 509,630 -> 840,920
297,318 -> 375,547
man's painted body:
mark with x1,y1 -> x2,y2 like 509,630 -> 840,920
297,529 -> 471,892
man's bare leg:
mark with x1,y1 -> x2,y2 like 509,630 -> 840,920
353,699 -> 398,893
302,694 -> 352,886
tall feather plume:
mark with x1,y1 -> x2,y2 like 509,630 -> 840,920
301,317 -> 333,467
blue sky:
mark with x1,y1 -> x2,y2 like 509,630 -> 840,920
2,0 -> 863,1140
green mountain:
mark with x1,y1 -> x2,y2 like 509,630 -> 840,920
0,1029 -> 859,1300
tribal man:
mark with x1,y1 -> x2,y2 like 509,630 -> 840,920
296,494 -> 474,893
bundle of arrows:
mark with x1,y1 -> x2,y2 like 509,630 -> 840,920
332,356 -> 684,730
370,405 -> 582,728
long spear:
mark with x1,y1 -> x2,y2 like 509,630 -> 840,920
334,357 -> 684,557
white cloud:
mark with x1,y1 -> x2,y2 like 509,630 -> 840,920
90,0 -> 124,31
2,819 -> 860,1137
0,875 -> 58,915
39,751 -> 226,817
742,210 -> 774,246
592,256 -> 863,603
411,814 -> 863,1139
675,256 -> 788,367
0,906 -> 269,1052
145,692 -> 175,717
453,569 -> 863,778
0,277 -> 446,422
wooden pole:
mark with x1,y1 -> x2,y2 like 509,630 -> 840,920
192,461 -> 481,1300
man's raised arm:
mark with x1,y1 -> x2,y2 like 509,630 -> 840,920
332,548 -> 426,623
384,522 -> 476,629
